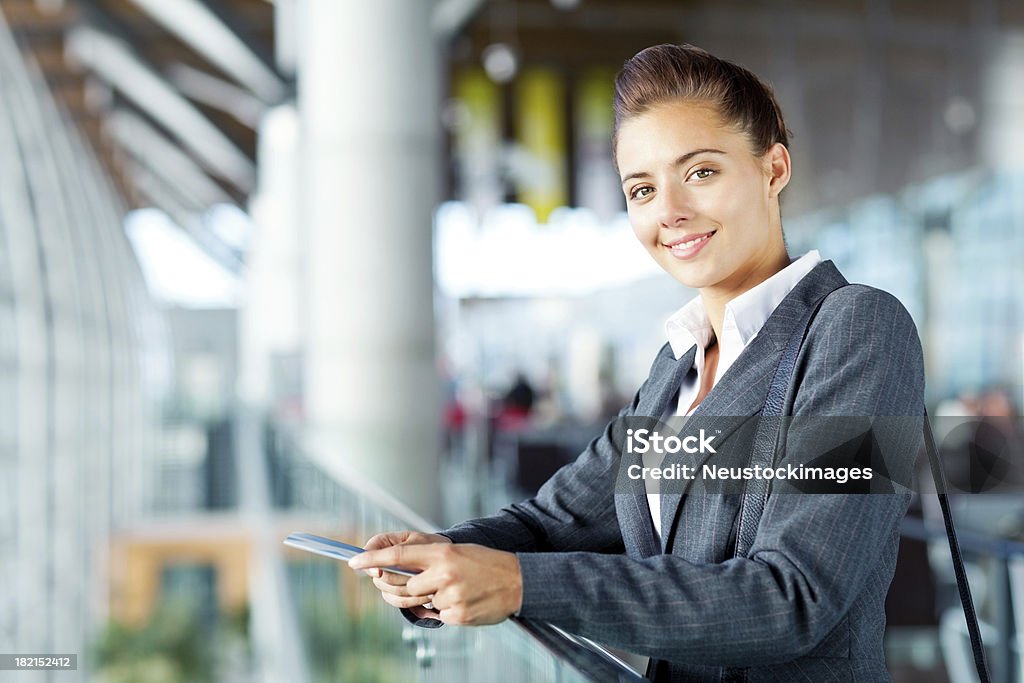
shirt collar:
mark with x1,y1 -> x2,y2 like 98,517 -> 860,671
664,250 -> 823,360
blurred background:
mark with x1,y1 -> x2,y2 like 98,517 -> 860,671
1,0 -> 1024,681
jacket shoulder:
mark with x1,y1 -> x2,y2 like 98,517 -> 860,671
795,281 -> 925,415
813,283 -> 920,341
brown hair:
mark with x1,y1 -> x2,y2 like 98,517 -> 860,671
612,44 -> 791,171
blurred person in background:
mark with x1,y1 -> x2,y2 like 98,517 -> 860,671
494,372 -> 536,433
351,44 -> 925,682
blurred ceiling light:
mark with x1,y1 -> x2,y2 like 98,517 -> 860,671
550,0 -> 582,9
944,96 -> 977,134
66,24 -> 257,191
482,43 -> 518,84
105,109 -> 233,208
169,63 -> 267,128
127,0 -> 286,103
441,97 -> 471,132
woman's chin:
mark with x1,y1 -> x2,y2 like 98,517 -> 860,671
659,262 -> 719,290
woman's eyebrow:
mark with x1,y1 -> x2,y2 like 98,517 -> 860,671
619,148 -> 727,187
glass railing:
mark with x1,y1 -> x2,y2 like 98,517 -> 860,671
260,417 -> 646,683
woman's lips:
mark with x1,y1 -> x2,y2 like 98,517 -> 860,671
664,231 -> 715,259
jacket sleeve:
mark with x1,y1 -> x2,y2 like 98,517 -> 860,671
399,343 -> 670,628
438,346 -> 673,554
508,287 -> 925,665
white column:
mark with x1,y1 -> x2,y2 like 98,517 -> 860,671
243,104 -> 302,407
299,0 -> 442,520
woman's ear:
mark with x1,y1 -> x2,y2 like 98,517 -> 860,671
764,142 -> 791,199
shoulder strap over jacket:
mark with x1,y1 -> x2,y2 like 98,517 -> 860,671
722,284 -> 991,683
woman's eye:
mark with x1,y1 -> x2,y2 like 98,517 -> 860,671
630,186 -> 653,200
691,168 -> 715,180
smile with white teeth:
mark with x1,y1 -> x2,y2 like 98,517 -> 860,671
667,232 -> 714,249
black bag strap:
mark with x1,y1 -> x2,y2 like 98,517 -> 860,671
732,288 -> 842,560
923,405 -> 991,682
723,285 -> 991,683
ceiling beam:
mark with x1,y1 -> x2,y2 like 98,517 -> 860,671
65,23 -> 257,191
196,0 -> 277,73
169,62 -> 266,128
104,108 -> 235,208
127,0 -> 286,103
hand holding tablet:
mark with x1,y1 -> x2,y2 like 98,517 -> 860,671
283,532 -> 420,576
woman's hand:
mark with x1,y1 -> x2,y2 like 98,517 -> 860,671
350,542 -> 523,626
359,530 -> 452,620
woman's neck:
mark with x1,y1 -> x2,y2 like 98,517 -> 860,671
700,249 -> 791,343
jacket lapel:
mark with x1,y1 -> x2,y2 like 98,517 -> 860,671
657,260 -> 849,552
620,343 -> 696,559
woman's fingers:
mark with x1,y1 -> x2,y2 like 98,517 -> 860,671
363,531 -> 410,551
372,573 -> 419,595
355,533 -> 455,607
374,570 -> 410,587
361,532 -> 413,577
380,591 -> 435,609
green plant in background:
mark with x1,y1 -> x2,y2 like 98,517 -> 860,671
221,602 -> 251,653
92,600 -> 215,683
297,593 -> 407,683
334,647 -> 403,683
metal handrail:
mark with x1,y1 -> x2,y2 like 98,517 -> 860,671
514,619 -> 647,682
900,515 -> 1024,559
298,441 -> 646,682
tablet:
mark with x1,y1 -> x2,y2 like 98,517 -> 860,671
283,532 -> 420,577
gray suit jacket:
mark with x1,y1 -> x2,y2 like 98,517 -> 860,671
437,260 -> 925,682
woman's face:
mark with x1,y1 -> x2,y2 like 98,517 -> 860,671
616,99 -> 790,296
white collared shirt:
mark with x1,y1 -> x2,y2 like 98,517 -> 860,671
645,250 -> 823,539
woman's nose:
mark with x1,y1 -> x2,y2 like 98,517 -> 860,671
656,185 -> 693,228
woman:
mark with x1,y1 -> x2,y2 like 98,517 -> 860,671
351,44 -> 924,682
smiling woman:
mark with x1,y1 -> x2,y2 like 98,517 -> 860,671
356,44 -> 927,683
613,45 -> 794,325
618,100 -> 792,315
